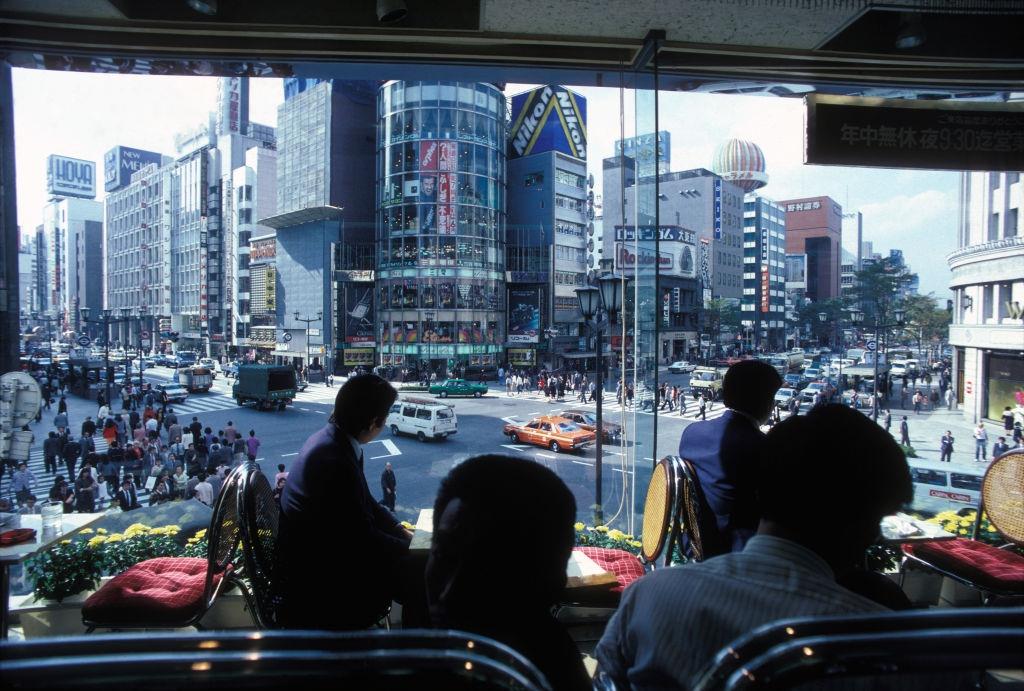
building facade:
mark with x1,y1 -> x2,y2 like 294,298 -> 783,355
270,79 -> 378,373
779,195 -> 843,303
742,195 -> 787,351
949,170 -> 1023,424
376,80 -> 507,373
42,195 -> 103,334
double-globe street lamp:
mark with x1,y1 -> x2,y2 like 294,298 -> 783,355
818,309 -> 851,392
850,305 -> 905,421
294,311 -> 322,381
80,307 -> 133,405
576,273 -> 623,526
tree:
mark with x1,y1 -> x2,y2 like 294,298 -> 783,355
852,257 -> 917,324
796,297 -> 848,346
900,293 -> 951,352
703,298 -> 740,357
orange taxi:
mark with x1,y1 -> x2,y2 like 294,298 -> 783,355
502,415 -> 596,453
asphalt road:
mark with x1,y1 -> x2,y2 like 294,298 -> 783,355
135,365 -> 712,527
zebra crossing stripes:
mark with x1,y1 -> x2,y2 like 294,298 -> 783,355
10,435 -> 111,497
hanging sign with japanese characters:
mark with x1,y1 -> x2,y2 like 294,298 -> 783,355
805,94 -> 1024,171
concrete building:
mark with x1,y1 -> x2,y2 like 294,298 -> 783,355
840,246 -> 859,300
375,80 -> 507,374
778,195 -> 843,303
18,235 -> 33,318
742,195 -> 787,351
245,233 -> 277,356
41,195 -> 103,334
267,79 -> 377,374
840,210 -> 863,300
949,170 -> 1023,424
506,86 -> 589,369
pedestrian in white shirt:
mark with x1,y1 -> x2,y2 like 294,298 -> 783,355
193,472 -> 214,506
973,423 -> 988,461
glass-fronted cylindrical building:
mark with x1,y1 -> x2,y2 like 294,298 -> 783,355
377,81 -> 507,375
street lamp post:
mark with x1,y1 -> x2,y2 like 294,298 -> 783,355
31,312 -> 58,377
294,311 -> 322,382
850,306 -> 905,421
80,307 -> 132,404
576,273 -> 622,526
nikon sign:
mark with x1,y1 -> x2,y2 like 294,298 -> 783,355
509,85 -> 587,161
47,155 -> 96,199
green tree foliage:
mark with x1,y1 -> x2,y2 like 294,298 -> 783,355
900,293 -> 952,349
853,257 -> 917,323
796,298 -> 848,344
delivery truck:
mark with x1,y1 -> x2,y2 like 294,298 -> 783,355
232,365 -> 297,411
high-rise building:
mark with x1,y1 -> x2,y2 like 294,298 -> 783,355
840,247 -> 859,300
41,193 -> 103,334
949,170 -> 1022,423
375,80 -> 507,374
742,195 -> 787,351
18,234 -> 34,318
506,85 -> 589,369
779,195 -> 843,303
266,79 -> 377,374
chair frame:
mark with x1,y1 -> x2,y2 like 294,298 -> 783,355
639,456 -> 683,567
237,462 -> 280,629
899,451 -> 1024,601
82,464 -> 246,632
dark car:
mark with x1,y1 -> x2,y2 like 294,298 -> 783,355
558,409 -> 622,444
783,373 -> 807,390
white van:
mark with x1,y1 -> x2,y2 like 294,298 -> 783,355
387,398 -> 458,442
908,460 -> 984,515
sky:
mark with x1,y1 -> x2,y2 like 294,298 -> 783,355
13,69 -> 959,297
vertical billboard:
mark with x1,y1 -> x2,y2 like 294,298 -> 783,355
103,146 -> 163,192
46,155 -> 96,198
508,85 -> 587,160
508,288 -> 541,343
344,284 -> 375,346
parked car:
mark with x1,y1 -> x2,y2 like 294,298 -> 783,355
774,388 -> 799,407
667,360 -> 696,374
154,383 -> 189,404
387,398 -> 458,441
782,373 -> 807,391
801,381 -> 833,403
558,409 -> 622,444
429,378 -> 487,398
503,415 -> 596,453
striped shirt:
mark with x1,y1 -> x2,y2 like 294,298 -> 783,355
596,535 -> 886,690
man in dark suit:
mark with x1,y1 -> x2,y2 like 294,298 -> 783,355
116,478 -> 140,511
678,360 -> 781,557
274,374 -> 412,630
900,416 -> 911,446
380,462 -> 397,511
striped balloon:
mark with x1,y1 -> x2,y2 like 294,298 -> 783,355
712,138 -> 768,193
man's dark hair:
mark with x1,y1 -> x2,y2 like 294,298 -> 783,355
722,360 -> 782,419
330,374 -> 397,437
431,455 -> 576,606
277,464 -> 286,472
759,405 -> 911,559
198,472 -> 207,482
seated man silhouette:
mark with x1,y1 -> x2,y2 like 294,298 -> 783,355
426,455 -> 590,691
678,360 -> 781,555
597,405 -> 913,690
273,374 -> 412,629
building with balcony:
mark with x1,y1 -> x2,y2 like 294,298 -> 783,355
376,80 -> 507,374
948,171 -> 1023,424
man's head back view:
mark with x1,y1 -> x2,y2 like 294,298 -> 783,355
427,454 -> 576,619
330,374 -> 397,442
722,360 -> 782,424
759,404 -> 912,572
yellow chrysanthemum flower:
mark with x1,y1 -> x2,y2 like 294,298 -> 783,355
595,525 -> 609,533
608,529 -> 626,541
574,522 -> 586,532
96,528 -> 108,535
80,528 -> 94,535
60,539 -> 71,545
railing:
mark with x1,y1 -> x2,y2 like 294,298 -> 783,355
946,235 -> 1023,263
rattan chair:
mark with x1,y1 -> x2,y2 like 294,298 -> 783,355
901,450 -> 1024,602
676,456 -> 724,562
237,462 -> 280,629
691,607 -> 1023,691
0,629 -> 554,691
81,465 -> 245,632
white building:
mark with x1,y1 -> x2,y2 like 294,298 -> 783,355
949,170 -> 1023,423
42,196 -> 103,333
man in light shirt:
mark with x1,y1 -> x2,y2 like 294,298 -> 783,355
193,472 -> 214,506
596,405 -> 913,691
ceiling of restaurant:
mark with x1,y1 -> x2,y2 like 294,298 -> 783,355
0,0 -> 1021,92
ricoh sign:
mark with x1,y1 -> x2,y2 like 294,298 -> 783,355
47,155 -> 96,199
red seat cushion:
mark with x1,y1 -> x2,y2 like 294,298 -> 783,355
574,546 -> 645,592
83,557 -> 221,626
904,539 -> 1024,592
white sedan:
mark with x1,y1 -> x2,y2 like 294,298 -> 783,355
774,388 -> 799,406
667,360 -> 697,374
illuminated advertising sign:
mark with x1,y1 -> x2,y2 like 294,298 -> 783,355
343,348 -> 375,366
713,178 -> 723,240
344,284 -> 375,346
249,237 -> 277,261
760,267 -> 770,313
509,85 -> 587,160
103,146 -> 163,192
508,288 -> 541,343
613,225 -> 696,243
616,244 -> 673,273
46,155 -> 96,198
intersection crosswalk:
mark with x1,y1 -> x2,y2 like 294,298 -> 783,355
494,390 -> 733,422
153,386 -> 339,416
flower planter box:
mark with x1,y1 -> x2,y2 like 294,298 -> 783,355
10,579 -> 254,638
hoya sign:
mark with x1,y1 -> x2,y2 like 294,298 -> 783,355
509,85 -> 587,160
103,145 -> 163,192
47,155 -> 96,199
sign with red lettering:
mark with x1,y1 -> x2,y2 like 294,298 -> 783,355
929,489 -> 971,504
966,380 -> 973,394
420,141 -> 439,170
437,172 -> 452,204
438,205 -> 456,234
438,141 -> 456,172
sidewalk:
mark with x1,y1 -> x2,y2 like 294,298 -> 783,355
882,380 -> 1006,466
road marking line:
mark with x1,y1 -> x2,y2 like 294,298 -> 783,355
612,468 -> 634,475
313,410 -> 325,414
500,444 -> 530,452
500,416 -> 520,424
298,407 -> 310,411
571,460 -> 595,467
368,438 -> 402,459
255,457 -> 265,461
536,452 -> 556,459
529,411 -> 541,415
281,452 -> 298,457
